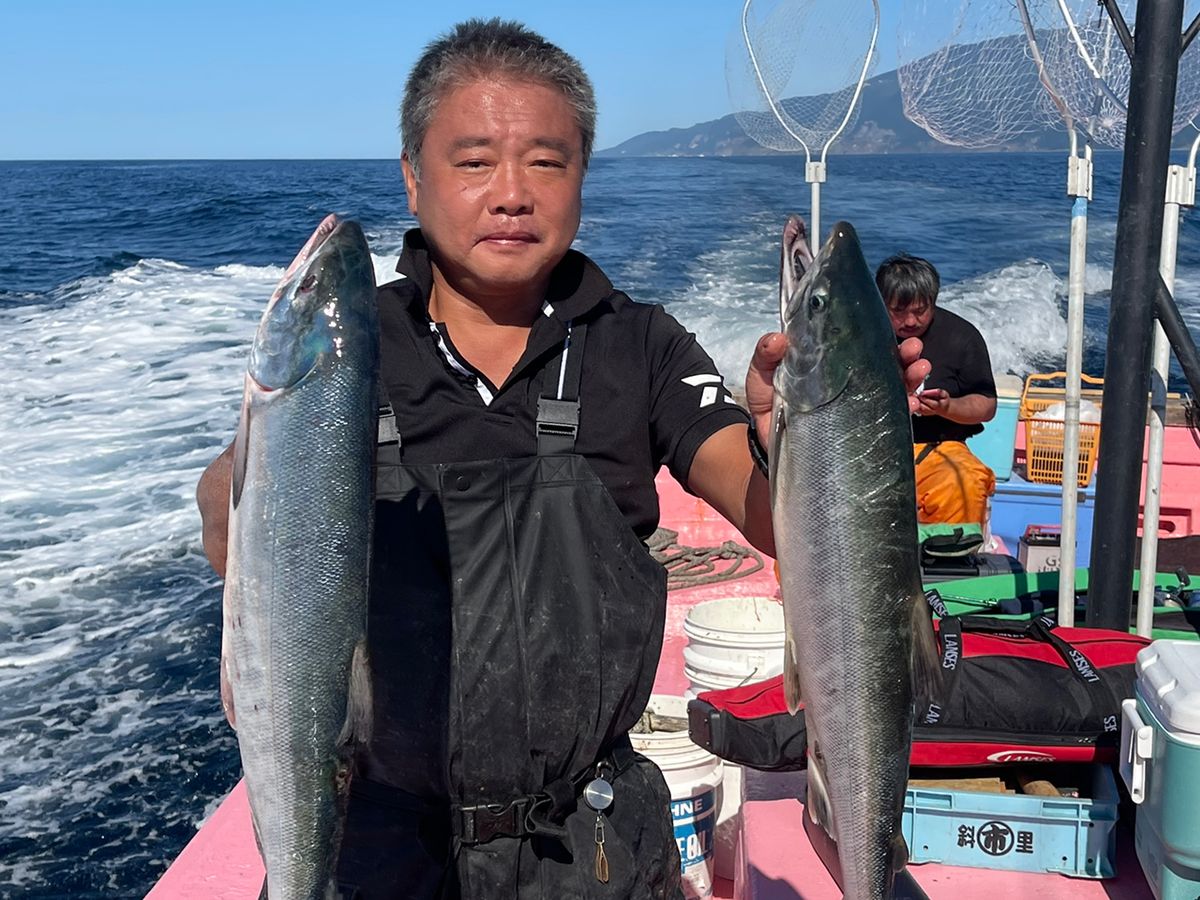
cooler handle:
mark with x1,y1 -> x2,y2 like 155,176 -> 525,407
1119,698 -> 1154,804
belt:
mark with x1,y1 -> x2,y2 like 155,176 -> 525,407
914,441 -> 941,466
451,736 -> 638,846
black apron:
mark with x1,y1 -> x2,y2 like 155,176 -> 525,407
336,321 -> 684,899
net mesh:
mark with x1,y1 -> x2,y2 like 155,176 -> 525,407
725,0 -> 879,154
1021,0 -> 1200,147
897,0 -> 1060,149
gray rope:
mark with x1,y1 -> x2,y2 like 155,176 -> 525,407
647,527 -> 766,591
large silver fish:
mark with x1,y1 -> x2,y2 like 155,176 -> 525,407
222,215 -> 377,899
770,217 -> 940,900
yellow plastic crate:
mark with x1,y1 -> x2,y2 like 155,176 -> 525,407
1019,372 -> 1104,488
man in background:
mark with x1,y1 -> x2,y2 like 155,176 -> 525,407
877,253 -> 997,525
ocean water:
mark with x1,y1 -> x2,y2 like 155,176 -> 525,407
1,154 -> 1197,897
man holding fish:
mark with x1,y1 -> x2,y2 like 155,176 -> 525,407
196,17 -> 932,900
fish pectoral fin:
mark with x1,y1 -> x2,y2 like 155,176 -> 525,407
891,831 -> 910,872
783,631 -> 804,715
231,395 -> 250,511
805,747 -> 836,838
908,593 -> 945,718
338,639 -> 373,748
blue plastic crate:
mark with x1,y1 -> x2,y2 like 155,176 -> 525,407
967,394 -> 1020,481
901,765 -> 1119,877
989,473 -> 1096,554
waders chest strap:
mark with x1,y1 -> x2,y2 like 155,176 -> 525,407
377,391 -> 402,467
536,320 -> 588,456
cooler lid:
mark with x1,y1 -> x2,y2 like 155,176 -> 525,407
1137,640 -> 1200,736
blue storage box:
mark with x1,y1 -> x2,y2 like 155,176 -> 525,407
1121,641 -> 1200,899
988,473 -> 1096,557
968,393 -> 1020,481
901,765 -> 1119,877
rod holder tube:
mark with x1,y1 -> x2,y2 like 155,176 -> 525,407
1138,190 -> 1183,638
1058,192 -> 1090,627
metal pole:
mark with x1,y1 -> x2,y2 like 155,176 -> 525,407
1137,163 -> 1189,637
807,161 -> 826,247
1058,135 -> 1092,627
1089,0 -> 1184,632
1155,274 -> 1200,395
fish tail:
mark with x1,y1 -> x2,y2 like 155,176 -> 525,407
908,593 -> 944,717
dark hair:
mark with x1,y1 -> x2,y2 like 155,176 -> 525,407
875,253 -> 940,310
401,18 -> 597,178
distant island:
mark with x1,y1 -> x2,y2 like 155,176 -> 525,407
597,66 -> 1066,158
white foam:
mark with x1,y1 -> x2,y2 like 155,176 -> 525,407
0,248 -> 393,887
938,259 -> 1073,377
663,231 -> 1091,390
0,639 -> 79,668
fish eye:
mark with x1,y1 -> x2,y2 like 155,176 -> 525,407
809,293 -> 827,312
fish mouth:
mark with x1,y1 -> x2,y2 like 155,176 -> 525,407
777,214 -> 816,321
779,215 -> 814,324
280,214 -> 339,284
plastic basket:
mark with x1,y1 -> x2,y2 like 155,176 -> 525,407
903,764 -> 1119,877
1019,372 -> 1104,488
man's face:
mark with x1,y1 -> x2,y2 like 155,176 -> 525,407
401,76 -> 585,304
887,297 -> 935,340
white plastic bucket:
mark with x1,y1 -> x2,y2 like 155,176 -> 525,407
682,595 -> 786,700
631,695 -> 722,899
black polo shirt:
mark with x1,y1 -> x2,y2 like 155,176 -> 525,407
911,306 -> 996,444
376,231 -> 749,538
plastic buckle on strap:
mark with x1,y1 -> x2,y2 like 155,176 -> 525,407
535,398 -> 579,438
377,404 -> 400,446
456,800 -> 527,845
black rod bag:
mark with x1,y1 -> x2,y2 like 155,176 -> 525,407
686,610 -> 1149,771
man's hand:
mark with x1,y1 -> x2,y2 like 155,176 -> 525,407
898,337 -> 931,414
746,333 -> 931,442
914,388 -> 949,417
745,333 -> 788,445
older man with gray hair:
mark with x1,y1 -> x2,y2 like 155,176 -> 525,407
198,17 -> 929,898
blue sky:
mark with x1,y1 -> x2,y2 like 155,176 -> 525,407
0,0 -> 917,160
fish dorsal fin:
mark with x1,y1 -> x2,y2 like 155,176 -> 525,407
784,630 -> 804,715
805,744 -> 836,838
908,592 -> 944,716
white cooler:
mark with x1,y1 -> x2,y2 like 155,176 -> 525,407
1120,640 -> 1200,899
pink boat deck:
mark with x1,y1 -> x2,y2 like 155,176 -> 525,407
147,471 -> 1152,900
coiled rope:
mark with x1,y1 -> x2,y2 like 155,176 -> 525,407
647,527 -> 765,591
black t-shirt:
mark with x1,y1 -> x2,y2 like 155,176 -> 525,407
910,306 -> 996,443
376,231 -> 749,538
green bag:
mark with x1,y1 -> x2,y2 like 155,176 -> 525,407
918,523 -> 985,560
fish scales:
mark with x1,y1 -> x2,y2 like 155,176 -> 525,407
771,218 -> 936,900
223,216 -> 378,899
774,385 -> 917,900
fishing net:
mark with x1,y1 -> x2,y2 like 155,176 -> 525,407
725,0 -> 879,155
1020,0 -> 1200,147
897,0 -> 1060,149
